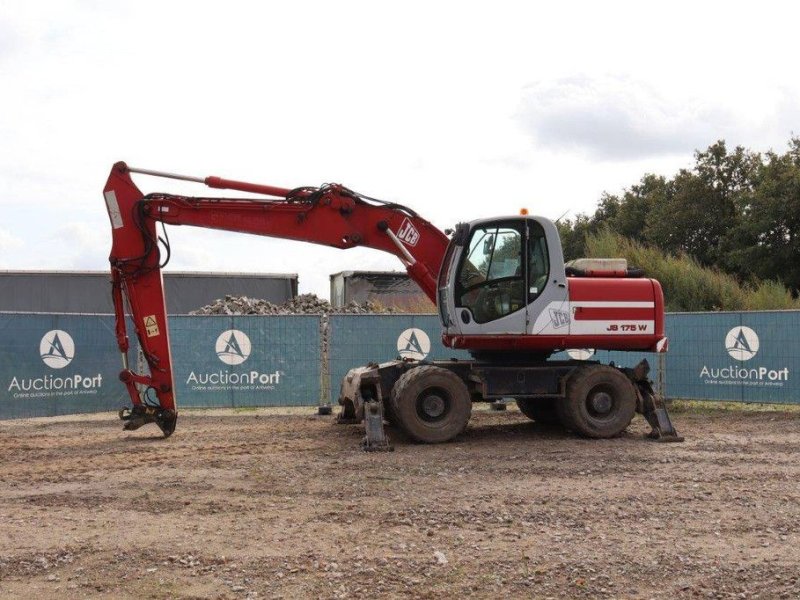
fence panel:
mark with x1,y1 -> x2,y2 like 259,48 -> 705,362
169,315 -> 321,408
2,310 -> 798,420
0,313 -> 128,418
664,311 -> 800,404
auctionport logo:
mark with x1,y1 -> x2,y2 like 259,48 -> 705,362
215,330 -> 251,365
40,330 -> 75,369
7,330 -> 102,397
725,326 -> 759,361
397,328 -> 430,360
700,325 -> 789,387
186,329 -> 281,391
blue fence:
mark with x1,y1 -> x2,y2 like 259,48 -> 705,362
0,314 -> 129,418
1,311 -> 798,419
664,311 -> 800,404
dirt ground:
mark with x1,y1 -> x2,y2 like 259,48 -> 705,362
1,404 -> 799,599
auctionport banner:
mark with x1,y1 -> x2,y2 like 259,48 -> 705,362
169,315 -> 321,407
0,314 -> 128,418
664,311 -> 800,403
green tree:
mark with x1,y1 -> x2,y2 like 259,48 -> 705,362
556,137 -> 799,297
724,138 -> 800,293
645,141 -> 758,267
612,174 -> 666,243
556,214 -> 592,261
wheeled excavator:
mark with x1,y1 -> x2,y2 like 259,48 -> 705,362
103,162 -> 682,448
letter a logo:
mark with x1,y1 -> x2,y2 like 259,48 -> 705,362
725,326 -> 759,361
215,329 -> 252,365
40,330 -> 75,369
397,328 -> 431,360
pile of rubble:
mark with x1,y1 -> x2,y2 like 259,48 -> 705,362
190,293 -> 397,315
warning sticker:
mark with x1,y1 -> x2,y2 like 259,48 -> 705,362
104,190 -> 124,229
144,315 -> 160,337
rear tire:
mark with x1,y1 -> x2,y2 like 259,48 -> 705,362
390,366 -> 471,443
557,365 -> 636,438
516,398 -> 560,425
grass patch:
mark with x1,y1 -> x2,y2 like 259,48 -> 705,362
668,399 -> 800,414
585,229 -> 800,311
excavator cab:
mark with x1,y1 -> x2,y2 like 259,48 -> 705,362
439,216 -> 569,339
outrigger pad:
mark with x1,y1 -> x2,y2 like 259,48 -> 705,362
361,400 -> 393,452
335,400 -> 360,425
625,360 -> 684,443
640,392 -> 684,443
644,406 -> 684,442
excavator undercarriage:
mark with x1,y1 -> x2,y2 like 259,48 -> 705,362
338,357 -> 682,451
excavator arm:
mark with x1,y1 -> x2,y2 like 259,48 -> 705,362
103,162 -> 449,436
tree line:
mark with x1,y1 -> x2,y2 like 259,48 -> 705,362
557,138 -> 800,297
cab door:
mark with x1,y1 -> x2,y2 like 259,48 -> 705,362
525,218 -> 570,336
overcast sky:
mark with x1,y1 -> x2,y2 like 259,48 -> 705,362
1,1 -> 798,298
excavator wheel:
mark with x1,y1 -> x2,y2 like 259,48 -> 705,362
557,365 -> 636,438
516,398 -> 561,425
390,366 -> 471,444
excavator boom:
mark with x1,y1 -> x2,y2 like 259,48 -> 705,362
103,162 -> 448,435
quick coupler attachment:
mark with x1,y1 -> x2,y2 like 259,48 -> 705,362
119,405 -> 178,438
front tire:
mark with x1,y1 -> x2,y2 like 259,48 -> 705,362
390,366 -> 471,443
557,365 -> 636,438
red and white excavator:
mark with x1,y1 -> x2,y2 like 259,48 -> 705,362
103,162 -> 681,448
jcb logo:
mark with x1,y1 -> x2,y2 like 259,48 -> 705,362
396,218 -> 420,247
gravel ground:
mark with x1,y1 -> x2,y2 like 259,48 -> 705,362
0,406 -> 798,599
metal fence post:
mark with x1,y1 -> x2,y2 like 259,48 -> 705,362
318,314 -> 332,415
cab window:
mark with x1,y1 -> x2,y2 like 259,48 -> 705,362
455,223 -> 524,324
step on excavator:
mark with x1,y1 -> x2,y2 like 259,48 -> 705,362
103,163 -> 682,448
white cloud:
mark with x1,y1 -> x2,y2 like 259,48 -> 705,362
517,75 -> 798,160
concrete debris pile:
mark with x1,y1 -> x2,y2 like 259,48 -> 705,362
190,293 -> 397,315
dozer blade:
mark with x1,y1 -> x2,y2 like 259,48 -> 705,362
119,406 -> 178,438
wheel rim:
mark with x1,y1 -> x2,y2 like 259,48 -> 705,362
416,387 -> 450,423
586,386 -> 616,420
